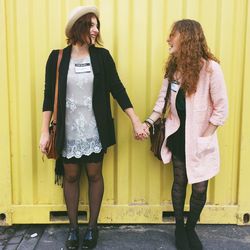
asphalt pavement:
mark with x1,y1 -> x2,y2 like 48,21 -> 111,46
1,224 -> 250,250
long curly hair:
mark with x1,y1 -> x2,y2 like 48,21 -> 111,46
165,19 -> 219,96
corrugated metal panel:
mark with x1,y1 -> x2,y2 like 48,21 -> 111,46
0,0 -> 250,225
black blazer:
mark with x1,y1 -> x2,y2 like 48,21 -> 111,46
43,45 -> 133,155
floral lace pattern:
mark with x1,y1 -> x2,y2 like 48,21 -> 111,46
62,57 -> 102,159
66,96 -> 92,113
65,97 -> 77,112
62,136 -> 102,158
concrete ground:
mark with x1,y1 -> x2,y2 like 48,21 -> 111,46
0,224 -> 250,250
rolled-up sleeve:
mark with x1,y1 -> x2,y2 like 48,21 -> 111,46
209,61 -> 229,126
153,78 -> 169,114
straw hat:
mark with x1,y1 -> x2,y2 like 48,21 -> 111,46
65,6 -> 99,37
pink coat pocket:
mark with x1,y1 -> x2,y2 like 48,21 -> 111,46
196,134 -> 216,158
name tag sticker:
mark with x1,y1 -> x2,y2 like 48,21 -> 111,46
75,63 -> 91,73
171,83 -> 178,92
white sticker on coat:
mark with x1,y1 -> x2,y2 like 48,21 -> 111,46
171,83 -> 179,92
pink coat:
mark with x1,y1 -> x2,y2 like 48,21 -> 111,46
153,60 -> 228,184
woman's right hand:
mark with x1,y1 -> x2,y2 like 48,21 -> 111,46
39,131 -> 50,154
132,119 -> 149,140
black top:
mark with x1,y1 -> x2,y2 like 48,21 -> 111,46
43,45 -> 133,155
166,88 -> 186,161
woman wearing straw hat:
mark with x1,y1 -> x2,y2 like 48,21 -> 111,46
39,6 -> 147,249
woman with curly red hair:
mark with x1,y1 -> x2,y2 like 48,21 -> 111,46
143,20 -> 228,250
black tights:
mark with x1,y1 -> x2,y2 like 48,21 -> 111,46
63,161 -> 104,229
171,155 -> 208,228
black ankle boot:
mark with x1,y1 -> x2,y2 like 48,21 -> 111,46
81,227 -> 99,249
65,227 -> 79,250
186,227 -> 203,250
175,221 -> 191,250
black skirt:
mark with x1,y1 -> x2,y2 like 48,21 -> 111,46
166,88 -> 186,161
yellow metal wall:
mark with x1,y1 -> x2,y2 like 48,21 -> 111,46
1,0 -> 250,225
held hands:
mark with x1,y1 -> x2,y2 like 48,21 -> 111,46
124,108 -> 150,141
133,120 -> 150,140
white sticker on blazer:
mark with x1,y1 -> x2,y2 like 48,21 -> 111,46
75,63 -> 91,73
171,83 -> 178,92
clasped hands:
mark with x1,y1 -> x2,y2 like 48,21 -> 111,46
133,121 -> 150,140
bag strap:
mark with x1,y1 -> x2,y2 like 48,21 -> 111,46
52,49 -> 63,123
161,80 -> 171,116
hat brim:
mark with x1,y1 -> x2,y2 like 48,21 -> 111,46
65,6 -> 99,37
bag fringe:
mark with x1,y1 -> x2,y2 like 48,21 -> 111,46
55,157 -> 64,187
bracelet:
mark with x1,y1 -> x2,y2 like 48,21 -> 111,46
146,118 -> 154,125
144,120 -> 152,128
147,118 -> 154,124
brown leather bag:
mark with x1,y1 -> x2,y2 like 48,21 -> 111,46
46,50 -> 63,159
149,82 -> 171,160
149,117 -> 166,160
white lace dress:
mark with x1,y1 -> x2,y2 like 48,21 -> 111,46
61,56 -> 102,158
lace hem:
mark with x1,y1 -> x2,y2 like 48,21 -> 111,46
62,137 -> 102,159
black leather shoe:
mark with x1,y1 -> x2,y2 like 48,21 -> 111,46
65,228 -> 79,250
186,227 -> 203,250
175,226 -> 191,250
81,227 -> 99,249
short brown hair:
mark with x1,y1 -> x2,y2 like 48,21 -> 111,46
66,13 -> 102,46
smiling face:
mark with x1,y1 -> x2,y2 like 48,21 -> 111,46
89,17 -> 99,44
167,30 -> 181,55
67,13 -> 102,46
